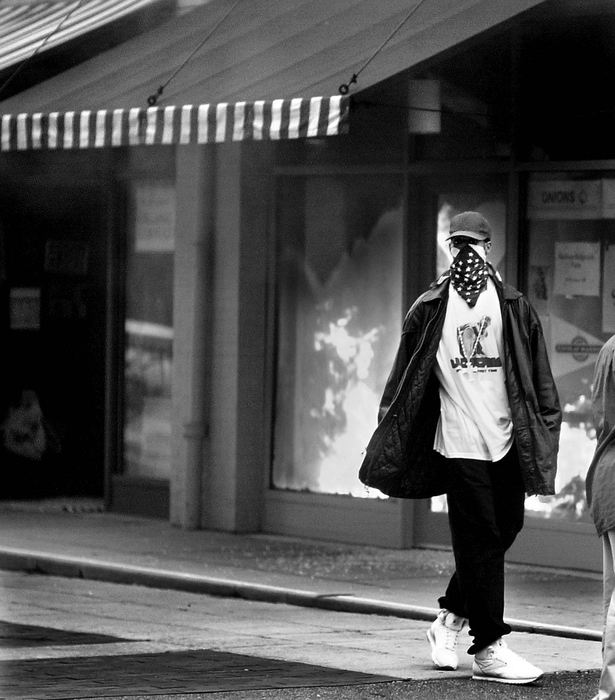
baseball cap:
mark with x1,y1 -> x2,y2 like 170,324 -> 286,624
445,211 -> 492,242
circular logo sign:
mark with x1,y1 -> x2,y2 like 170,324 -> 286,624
571,335 -> 589,362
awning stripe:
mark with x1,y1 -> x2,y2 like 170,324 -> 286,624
180,104 -> 192,145
197,104 -> 209,144
49,113 -> 59,149
17,114 -> 28,150
252,101 -> 264,141
0,96 -> 349,151
215,103 -> 227,143
298,98 -> 311,139
32,113 -> 42,149
307,96 -> 322,138
232,102 -> 244,142
270,99 -> 283,140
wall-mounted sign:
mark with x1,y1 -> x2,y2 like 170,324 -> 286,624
553,241 -> 600,297
528,180 -> 602,220
134,182 -> 176,253
10,287 -> 40,330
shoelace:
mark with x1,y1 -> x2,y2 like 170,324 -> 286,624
444,626 -> 459,650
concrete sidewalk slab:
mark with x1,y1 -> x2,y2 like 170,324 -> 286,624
0,505 -> 604,642
0,568 -> 603,684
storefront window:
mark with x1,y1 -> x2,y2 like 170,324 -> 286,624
524,173 -> 615,521
272,174 -> 403,497
122,181 -> 175,480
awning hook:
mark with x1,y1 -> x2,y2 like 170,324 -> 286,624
339,74 -> 357,95
148,86 -> 164,107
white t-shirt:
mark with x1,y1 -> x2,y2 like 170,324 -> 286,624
433,279 -> 513,461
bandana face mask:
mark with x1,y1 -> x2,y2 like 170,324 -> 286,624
449,242 -> 488,307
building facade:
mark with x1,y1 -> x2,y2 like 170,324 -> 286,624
0,0 -> 612,571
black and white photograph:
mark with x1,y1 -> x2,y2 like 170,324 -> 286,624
0,1 -> 614,698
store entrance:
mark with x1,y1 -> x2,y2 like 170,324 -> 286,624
0,183 -> 108,501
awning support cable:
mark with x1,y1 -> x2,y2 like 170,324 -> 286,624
339,0 -> 430,95
147,0 -> 242,106
0,0 -> 87,103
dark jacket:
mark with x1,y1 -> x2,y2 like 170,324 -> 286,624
586,335 -> 615,536
359,270 -> 561,498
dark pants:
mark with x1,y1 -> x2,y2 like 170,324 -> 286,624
437,446 -> 525,654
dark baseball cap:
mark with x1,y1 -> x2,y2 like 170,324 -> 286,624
445,211 -> 492,241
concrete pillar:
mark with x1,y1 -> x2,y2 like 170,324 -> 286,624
170,144 -> 214,528
204,141 -> 272,532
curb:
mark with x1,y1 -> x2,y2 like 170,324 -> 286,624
0,546 -> 601,643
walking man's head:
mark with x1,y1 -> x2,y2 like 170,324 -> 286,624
446,211 -> 492,258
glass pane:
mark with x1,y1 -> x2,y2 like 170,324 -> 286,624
524,174 -> 615,521
272,175 -> 403,497
122,182 -> 175,480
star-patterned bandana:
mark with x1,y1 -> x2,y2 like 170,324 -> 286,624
449,244 -> 488,307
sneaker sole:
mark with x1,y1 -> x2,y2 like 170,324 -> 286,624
472,672 -> 543,685
426,629 -> 457,671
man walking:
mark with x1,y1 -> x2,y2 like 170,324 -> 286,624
587,334 -> 615,699
359,211 -> 561,684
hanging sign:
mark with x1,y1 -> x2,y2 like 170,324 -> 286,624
528,180 -> 602,220
553,241 -> 600,296
603,244 -> 615,333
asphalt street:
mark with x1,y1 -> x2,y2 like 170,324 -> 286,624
0,569 -> 602,699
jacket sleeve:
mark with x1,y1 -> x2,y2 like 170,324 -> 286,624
527,301 -> 562,439
591,337 -> 615,445
377,296 -> 426,422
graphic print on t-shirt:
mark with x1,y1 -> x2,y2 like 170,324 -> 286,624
434,281 -> 512,460
451,316 -> 503,372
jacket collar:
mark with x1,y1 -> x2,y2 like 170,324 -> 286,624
423,266 -> 522,302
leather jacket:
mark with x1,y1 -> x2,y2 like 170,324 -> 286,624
359,270 -> 561,498
586,335 -> 615,535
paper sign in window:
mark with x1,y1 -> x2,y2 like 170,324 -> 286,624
553,241 -> 600,297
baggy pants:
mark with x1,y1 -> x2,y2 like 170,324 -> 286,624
594,530 -> 615,699
437,446 -> 526,654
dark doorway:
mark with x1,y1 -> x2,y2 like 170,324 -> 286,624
0,184 -> 108,500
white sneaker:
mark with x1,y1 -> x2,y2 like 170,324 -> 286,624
472,638 -> 543,684
426,609 -> 468,670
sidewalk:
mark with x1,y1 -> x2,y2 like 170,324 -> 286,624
0,499 -> 603,642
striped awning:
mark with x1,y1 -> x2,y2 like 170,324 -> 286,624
0,95 -> 349,151
0,0 -> 165,72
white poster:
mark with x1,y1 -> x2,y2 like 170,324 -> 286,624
553,241 -> 600,297
603,244 -> 615,332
